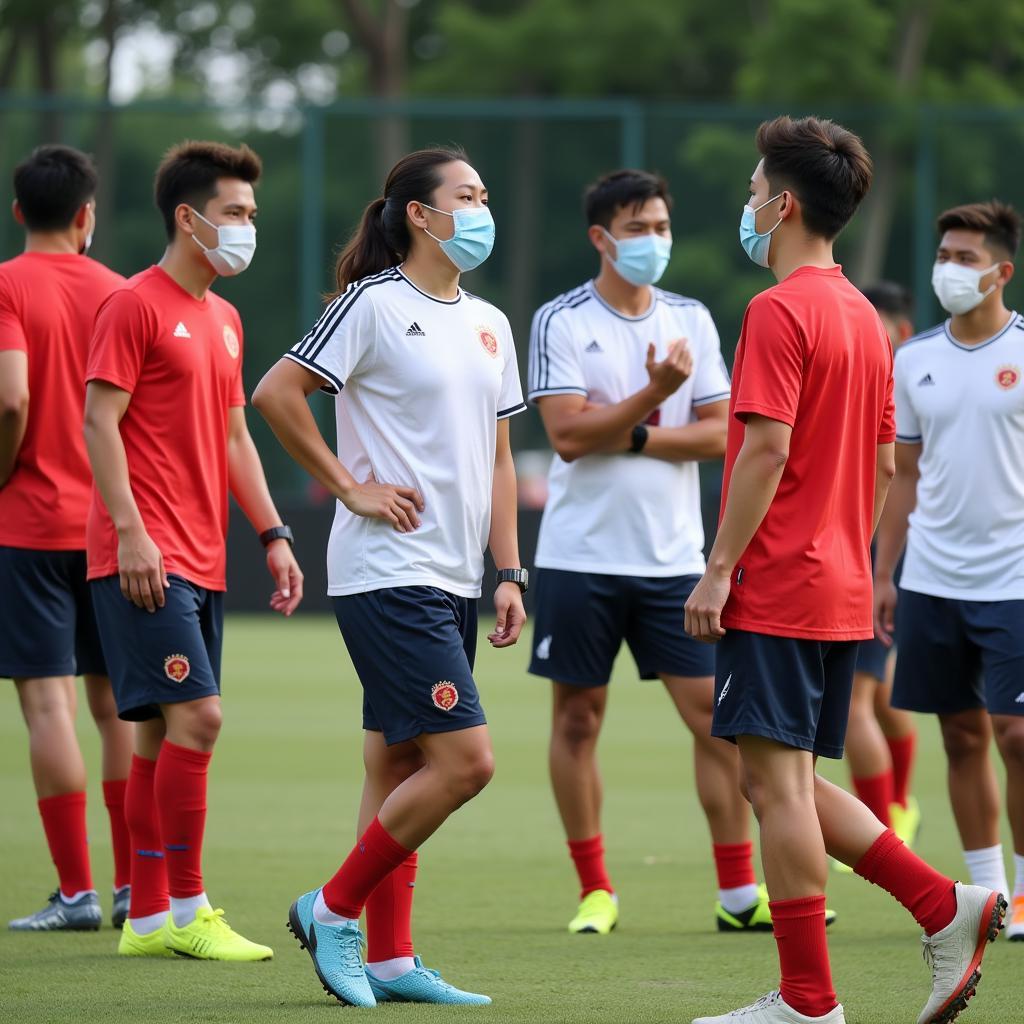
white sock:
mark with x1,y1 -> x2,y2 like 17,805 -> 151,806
60,888 -> 97,903
171,892 -> 211,928
129,911 -> 168,935
963,845 -> 1009,896
1013,853 -> 1024,900
719,884 -> 761,915
313,889 -> 358,927
367,956 -> 416,980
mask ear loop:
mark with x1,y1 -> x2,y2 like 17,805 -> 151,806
187,207 -> 218,254
754,193 -> 786,236
418,202 -> 455,245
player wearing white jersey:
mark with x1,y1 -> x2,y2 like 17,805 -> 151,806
254,147 -> 525,1006
527,170 -> 777,938
875,200 -> 1024,941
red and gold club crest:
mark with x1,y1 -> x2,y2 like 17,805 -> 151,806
164,654 -> 191,683
477,326 -> 499,358
996,365 -> 1020,390
223,324 -> 240,359
431,681 -> 460,711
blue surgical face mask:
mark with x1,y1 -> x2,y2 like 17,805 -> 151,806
601,229 -> 672,286
739,194 -> 785,268
422,204 -> 495,273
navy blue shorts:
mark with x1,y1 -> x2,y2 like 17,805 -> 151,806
712,629 -> 860,759
90,575 -> 223,722
893,588 -> 1024,716
855,637 -> 891,682
0,547 -> 106,679
527,569 -> 715,686
333,586 -> 485,746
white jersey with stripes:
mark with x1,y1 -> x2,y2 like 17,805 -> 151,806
527,280 -> 730,577
895,311 -> 1024,600
287,267 -> 525,598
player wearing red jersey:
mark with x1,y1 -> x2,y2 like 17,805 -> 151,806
2,146 -> 133,933
83,141 -> 303,961
685,117 -> 1003,1024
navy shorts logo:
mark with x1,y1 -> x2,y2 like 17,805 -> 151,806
431,681 -> 459,711
164,654 -> 191,682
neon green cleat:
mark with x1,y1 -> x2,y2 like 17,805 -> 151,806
568,889 -> 618,934
831,856 -> 854,875
890,796 -> 921,848
163,907 -> 273,961
118,919 -> 175,957
717,885 -> 837,932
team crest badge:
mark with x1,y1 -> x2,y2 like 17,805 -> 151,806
431,681 -> 460,711
477,326 -> 499,358
223,324 -> 240,359
164,654 -> 191,683
996,365 -> 1020,390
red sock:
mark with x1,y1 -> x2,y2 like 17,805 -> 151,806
323,817 -> 414,919
887,733 -> 916,810
568,835 -> 613,899
713,842 -> 757,890
124,755 -> 169,918
855,828 -> 957,935
366,852 -> 418,961
102,779 -> 131,890
38,791 -> 92,897
851,771 -> 894,827
154,741 -> 211,899
771,895 -> 838,1017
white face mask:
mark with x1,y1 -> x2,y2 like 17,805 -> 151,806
189,208 -> 257,276
931,261 -> 999,315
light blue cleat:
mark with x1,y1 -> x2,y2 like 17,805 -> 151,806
286,888 -> 376,1007
366,956 -> 492,1005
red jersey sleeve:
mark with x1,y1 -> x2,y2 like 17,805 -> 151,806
0,279 -> 27,353
87,290 -> 152,393
733,293 -> 804,427
878,355 -> 896,444
230,313 -> 245,408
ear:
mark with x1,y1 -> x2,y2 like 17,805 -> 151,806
898,319 -> 915,343
74,202 -> 91,229
11,199 -> 24,226
778,190 -> 798,222
1000,261 -> 1015,288
588,224 -> 613,259
175,203 -> 197,237
406,200 -> 430,230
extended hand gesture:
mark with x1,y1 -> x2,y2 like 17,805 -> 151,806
646,339 -> 693,400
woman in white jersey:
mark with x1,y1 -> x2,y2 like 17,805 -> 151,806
253,147 -> 526,1007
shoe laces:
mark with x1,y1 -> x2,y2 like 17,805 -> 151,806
196,907 -> 231,932
920,933 -> 941,980
734,991 -> 780,1016
331,925 -> 366,971
46,890 -> 59,906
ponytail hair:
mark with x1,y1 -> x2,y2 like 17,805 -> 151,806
332,145 -> 469,297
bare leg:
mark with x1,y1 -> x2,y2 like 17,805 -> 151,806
548,683 -> 608,841
358,732 -> 425,834
161,695 -> 222,753
940,710 -> 1001,849
84,674 -> 132,781
14,676 -> 85,798
874,655 -> 916,740
845,672 -> 891,779
991,715 -> 1024,857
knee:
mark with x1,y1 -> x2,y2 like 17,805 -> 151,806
554,696 -> 603,750
448,749 -> 495,805
995,723 -> 1024,767
941,720 -> 989,762
179,701 -> 222,748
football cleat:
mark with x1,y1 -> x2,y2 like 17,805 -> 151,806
1006,895 -> 1024,941
367,956 -> 491,1004
916,883 -> 1005,1024
287,888 -> 375,1007
693,989 -> 846,1023
111,885 -> 130,930
8,889 -> 101,931
568,889 -> 618,934
717,885 -> 836,932
163,906 -> 272,961
892,796 -> 922,848
118,918 -> 174,957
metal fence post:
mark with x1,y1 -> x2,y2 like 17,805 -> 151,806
619,102 -> 646,168
300,105 -> 326,335
913,108 -> 938,328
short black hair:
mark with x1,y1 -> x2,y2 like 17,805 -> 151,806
756,115 -> 873,240
154,140 -> 262,240
584,169 -> 672,229
13,145 -> 98,232
861,281 -> 913,320
937,200 -> 1021,260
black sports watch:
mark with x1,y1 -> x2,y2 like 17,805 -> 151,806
259,525 -> 294,548
629,424 -> 649,453
496,568 -> 529,593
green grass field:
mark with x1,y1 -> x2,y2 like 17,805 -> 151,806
0,614 -> 1015,1023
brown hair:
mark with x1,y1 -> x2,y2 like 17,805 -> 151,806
14,145 -> 98,232
583,169 -> 673,228
755,116 -> 872,240
332,146 -> 469,297
154,140 -> 262,240
937,200 -> 1021,259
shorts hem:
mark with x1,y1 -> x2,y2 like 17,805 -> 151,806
720,620 -> 872,642
711,721 -> 844,760
637,665 -> 714,681
0,663 -> 77,680
526,664 -> 610,686
117,686 -> 220,721
379,714 -> 488,746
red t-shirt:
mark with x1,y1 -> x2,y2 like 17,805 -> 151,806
0,252 -> 125,550
720,265 -> 895,641
86,266 -> 245,590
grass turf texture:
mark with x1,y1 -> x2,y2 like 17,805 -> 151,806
0,613 -> 1015,1023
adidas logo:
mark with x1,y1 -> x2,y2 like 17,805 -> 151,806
173,321 -> 191,339
535,635 -> 552,660
717,674 -> 732,706
585,339 -> 603,353
917,373 -> 935,387
1015,692 -> 1024,704
406,322 -> 425,337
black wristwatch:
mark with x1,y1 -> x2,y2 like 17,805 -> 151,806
496,568 -> 529,593
259,525 -> 294,548
629,424 -> 649,453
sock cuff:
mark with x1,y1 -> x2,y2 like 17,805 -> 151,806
568,835 -> 604,855
38,791 -> 86,812
102,778 -> 128,803
366,817 -> 413,862
713,841 -> 754,857
887,732 -> 916,749
160,740 -> 213,767
851,770 -> 894,784
768,893 -> 826,920
854,827 -> 901,879
964,843 -> 1005,859
130,753 -> 158,778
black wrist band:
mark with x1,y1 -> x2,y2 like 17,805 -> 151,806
259,525 -> 294,548
629,424 -> 649,453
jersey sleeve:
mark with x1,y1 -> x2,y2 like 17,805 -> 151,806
230,313 -> 246,408
498,319 -> 526,420
893,351 -> 921,443
0,280 -> 27,353
285,285 -> 377,395
732,295 -> 803,426
528,304 -> 586,401
690,307 -> 731,407
86,290 -> 152,394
